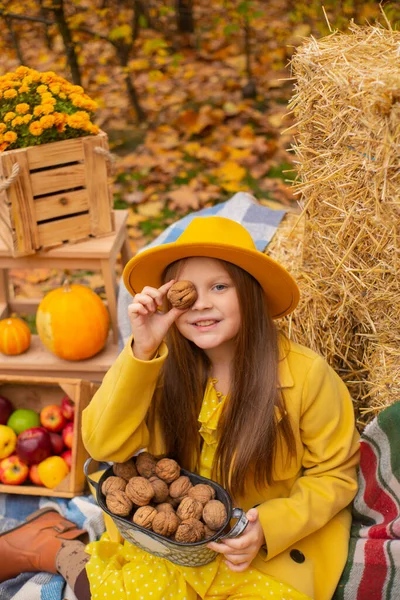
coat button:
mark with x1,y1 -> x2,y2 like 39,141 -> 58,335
290,549 -> 305,563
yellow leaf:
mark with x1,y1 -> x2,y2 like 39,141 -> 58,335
109,24 -> 132,42
216,161 -> 246,182
137,200 -> 164,217
126,212 -> 147,227
128,59 -> 151,71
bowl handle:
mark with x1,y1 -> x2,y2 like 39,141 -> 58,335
84,457 -> 111,493
221,507 -> 248,539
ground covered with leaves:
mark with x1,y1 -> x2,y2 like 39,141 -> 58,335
0,0 -> 398,311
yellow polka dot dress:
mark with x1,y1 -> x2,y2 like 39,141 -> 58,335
85,380 -> 311,600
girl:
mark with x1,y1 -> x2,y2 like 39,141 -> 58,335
0,216 -> 359,600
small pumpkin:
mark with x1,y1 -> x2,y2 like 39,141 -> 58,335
0,317 -> 31,355
36,281 -> 110,361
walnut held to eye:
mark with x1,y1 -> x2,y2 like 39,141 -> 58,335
125,476 -> 154,506
175,518 -> 205,543
202,499 -> 227,531
167,281 -> 197,309
113,460 -> 138,481
132,505 -> 157,529
106,490 -> 133,517
155,458 -> 180,484
102,476 -> 126,496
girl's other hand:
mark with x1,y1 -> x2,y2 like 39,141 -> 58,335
207,508 -> 265,572
128,280 -> 186,360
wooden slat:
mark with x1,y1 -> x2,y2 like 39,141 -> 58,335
1,151 -> 39,255
37,213 -> 91,247
26,136 -> 84,169
0,157 -> 13,252
35,188 -> 89,222
83,134 -> 114,236
30,163 -> 86,197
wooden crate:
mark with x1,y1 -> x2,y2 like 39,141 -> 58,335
0,131 -> 115,257
0,375 -> 98,498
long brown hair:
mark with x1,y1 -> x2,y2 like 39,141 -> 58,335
158,258 -> 296,498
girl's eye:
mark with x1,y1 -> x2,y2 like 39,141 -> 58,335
213,284 -> 227,291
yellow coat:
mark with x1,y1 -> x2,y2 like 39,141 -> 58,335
82,338 -> 360,600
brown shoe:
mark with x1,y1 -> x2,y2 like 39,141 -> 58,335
0,507 -> 88,582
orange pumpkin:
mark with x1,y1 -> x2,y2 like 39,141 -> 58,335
36,281 -> 110,361
0,317 -> 31,355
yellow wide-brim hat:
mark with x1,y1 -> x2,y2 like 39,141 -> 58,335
123,216 -> 300,319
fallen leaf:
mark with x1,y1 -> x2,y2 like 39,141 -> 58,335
168,186 -> 202,211
137,200 -> 165,217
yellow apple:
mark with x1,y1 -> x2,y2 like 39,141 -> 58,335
0,425 -> 17,459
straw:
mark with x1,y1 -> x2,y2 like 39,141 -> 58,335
268,23 -> 400,427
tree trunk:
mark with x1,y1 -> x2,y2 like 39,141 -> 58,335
115,43 -> 145,121
4,16 -> 24,64
176,0 -> 194,33
51,0 -> 82,85
39,0 -> 53,50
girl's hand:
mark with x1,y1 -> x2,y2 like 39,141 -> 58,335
128,280 -> 185,360
207,508 -> 265,572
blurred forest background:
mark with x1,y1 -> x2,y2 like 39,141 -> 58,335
1,0 -> 399,303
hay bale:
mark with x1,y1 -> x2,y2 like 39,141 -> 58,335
281,23 -> 400,425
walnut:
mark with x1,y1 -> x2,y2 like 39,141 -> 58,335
155,458 -> 180,484
177,496 -> 203,521
132,505 -> 157,529
102,476 -> 126,496
149,475 -> 169,503
188,483 -> 215,505
204,525 -> 216,539
106,490 -> 133,517
167,281 -> 198,309
135,452 -> 157,478
152,511 -> 180,537
202,500 -> 227,531
155,502 -> 176,514
125,476 -> 154,506
169,475 -> 193,502
175,518 -> 205,543
113,459 -> 138,481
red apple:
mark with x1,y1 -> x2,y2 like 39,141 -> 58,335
0,395 -> 14,426
40,405 -> 66,433
0,454 -> 29,485
49,432 -> 64,455
29,463 -> 43,486
62,422 -> 74,449
60,395 -> 74,421
16,427 -> 52,465
61,449 -> 72,470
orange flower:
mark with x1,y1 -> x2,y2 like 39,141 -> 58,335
4,112 -> 16,122
4,131 -> 17,143
0,124 -> 6,133
22,114 -> 33,124
39,115 -> 55,129
11,116 -> 24,127
29,121 -> 43,136
37,84 -> 48,94
16,103 -> 30,114
4,89 -> 17,99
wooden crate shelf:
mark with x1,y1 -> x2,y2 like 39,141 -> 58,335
0,131 -> 115,257
0,333 -> 119,382
0,375 -> 99,497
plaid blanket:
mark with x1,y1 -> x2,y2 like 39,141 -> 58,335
333,401 -> 400,600
117,191 -> 286,349
0,493 -> 105,600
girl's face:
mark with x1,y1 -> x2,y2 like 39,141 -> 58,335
174,257 -> 241,359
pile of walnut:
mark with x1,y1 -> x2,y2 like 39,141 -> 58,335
102,453 -> 227,543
